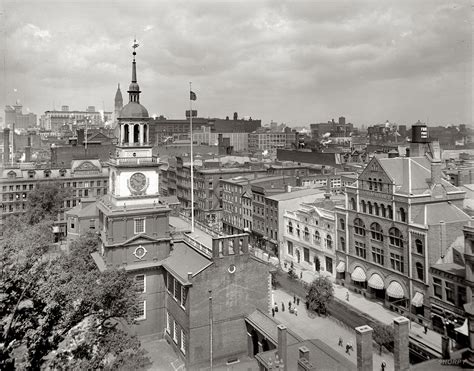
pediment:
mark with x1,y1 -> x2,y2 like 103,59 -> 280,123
74,160 -> 100,172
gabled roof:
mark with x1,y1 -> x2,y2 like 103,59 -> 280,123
412,202 -> 470,226
105,233 -> 168,248
65,200 -> 98,219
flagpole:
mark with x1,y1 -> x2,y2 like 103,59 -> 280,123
190,82 -> 194,233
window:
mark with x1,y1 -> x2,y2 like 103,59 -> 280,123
399,208 -> 406,223
288,221 -> 293,234
361,200 -> 367,213
368,178 -> 373,191
174,280 -> 182,303
458,286 -> 466,307
325,257 -> 333,274
390,253 -> 404,273
180,330 -> 186,354
355,241 -> 366,259
134,218 -> 145,234
354,218 -> 366,236
381,204 -> 386,218
389,228 -> 404,248
387,205 -> 393,219
368,202 -> 373,214
372,247 -> 384,265
374,203 -> 379,216
303,247 -> 310,263
340,218 -> 345,230
313,230 -> 321,244
167,272 -> 174,293
415,262 -> 424,281
287,241 -> 293,255
135,274 -> 146,293
350,198 -> 356,210
339,237 -> 346,252
445,282 -> 455,304
173,321 -> 179,343
135,300 -> 146,320
166,312 -> 171,333
370,222 -> 384,242
70,218 -> 75,230
326,235 -> 332,249
296,224 -> 301,237
415,239 -> 423,254
304,227 -> 310,241
89,219 -> 95,230
181,286 -> 187,309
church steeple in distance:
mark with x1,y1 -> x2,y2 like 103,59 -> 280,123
128,39 -> 141,104
114,83 -> 123,111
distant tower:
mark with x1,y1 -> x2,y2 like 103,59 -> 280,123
113,84 -> 123,132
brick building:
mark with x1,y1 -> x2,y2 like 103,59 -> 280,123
335,155 -> 469,327
248,129 -> 297,154
5,102 -> 37,129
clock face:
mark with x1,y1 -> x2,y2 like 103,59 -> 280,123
130,172 -> 147,192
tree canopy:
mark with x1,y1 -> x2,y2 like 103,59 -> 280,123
25,181 -> 71,224
372,323 -> 394,355
305,276 -> 334,315
0,219 -> 149,370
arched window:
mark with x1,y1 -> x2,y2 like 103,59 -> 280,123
340,237 -> 346,252
379,179 -> 383,192
350,198 -> 356,210
143,124 -> 148,144
288,221 -> 293,234
400,207 -> 406,223
368,202 -> 373,214
368,177 -> 373,190
374,203 -> 379,216
326,235 -> 333,249
304,227 -> 310,241
340,218 -> 345,230
314,230 -> 321,244
296,224 -> 301,237
389,227 -> 404,248
123,124 -> 129,144
361,200 -> 367,213
370,222 -> 384,241
381,204 -> 386,218
387,205 -> 393,219
354,218 -> 366,236
416,262 -> 424,281
415,239 -> 423,254
133,124 -> 140,144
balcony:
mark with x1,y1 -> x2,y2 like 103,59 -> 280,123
108,156 -> 158,167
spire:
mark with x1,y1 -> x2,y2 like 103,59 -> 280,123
128,39 -> 141,103
115,83 -> 123,109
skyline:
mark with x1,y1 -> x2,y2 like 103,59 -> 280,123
0,0 -> 472,127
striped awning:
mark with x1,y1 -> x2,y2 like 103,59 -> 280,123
351,266 -> 366,282
455,319 -> 468,336
387,281 -> 405,299
336,261 -> 346,273
368,273 -> 384,290
412,292 -> 424,307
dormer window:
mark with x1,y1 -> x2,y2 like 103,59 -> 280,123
44,169 -> 51,178
7,170 -> 16,179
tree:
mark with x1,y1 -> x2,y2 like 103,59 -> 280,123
25,182 -> 71,224
372,323 -> 394,355
0,218 -> 149,369
305,277 -> 334,315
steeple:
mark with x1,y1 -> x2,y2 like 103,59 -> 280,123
128,39 -> 141,104
114,83 -> 123,110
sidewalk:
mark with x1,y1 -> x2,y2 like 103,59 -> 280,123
272,289 -> 394,371
281,261 -> 443,354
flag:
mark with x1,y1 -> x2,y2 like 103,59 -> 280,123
133,39 -> 139,49
190,91 -> 197,101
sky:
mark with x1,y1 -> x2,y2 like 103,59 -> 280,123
0,0 -> 472,127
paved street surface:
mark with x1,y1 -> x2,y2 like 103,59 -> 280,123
273,289 -> 394,371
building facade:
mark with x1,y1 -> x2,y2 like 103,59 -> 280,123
248,130 -> 296,154
5,103 -> 37,130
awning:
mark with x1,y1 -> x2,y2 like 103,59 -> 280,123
368,273 -> 384,290
351,266 -> 366,282
387,281 -> 405,299
336,261 -> 345,273
455,319 -> 468,336
412,292 -> 424,307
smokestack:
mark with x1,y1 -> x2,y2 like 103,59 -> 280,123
277,324 -> 287,371
25,135 -> 32,162
355,325 -> 373,371
393,316 -> 410,371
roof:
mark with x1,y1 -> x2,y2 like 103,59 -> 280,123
65,199 -> 98,218
246,309 -> 302,345
412,202 -> 470,225
431,262 -> 465,278
162,241 -> 212,283
266,188 -> 325,201
120,102 -> 149,118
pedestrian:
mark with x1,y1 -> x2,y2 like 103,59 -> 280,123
348,340 -> 353,351
346,291 -> 350,301
300,272 -> 303,279
338,337 -> 343,347
282,302 -> 285,312
294,307 -> 298,316
272,308 -> 275,317
424,325 -> 428,334
381,361 -> 386,371
288,301 -> 292,310
274,305 -> 278,313
345,344 -> 350,355
297,297 -> 300,306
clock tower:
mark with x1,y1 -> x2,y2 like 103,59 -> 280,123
97,44 -> 171,334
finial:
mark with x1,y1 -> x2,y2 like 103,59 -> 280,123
132,38 -> 139,60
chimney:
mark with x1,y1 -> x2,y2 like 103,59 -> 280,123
431,158 -> 442,185
355,325 -> 373,371
187,272 -> 193,281
297,346 -> 314,371
393,316 -> 410,371
277,325 -> 287,371
25,136 -> 32,162
233,112 -> 238,120
77,129 -> 85,145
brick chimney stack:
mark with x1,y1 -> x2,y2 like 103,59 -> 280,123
277,324 -> 287,371
355,325 -> 373,371
297,346 -> 315,371
393,316 -> 410,371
